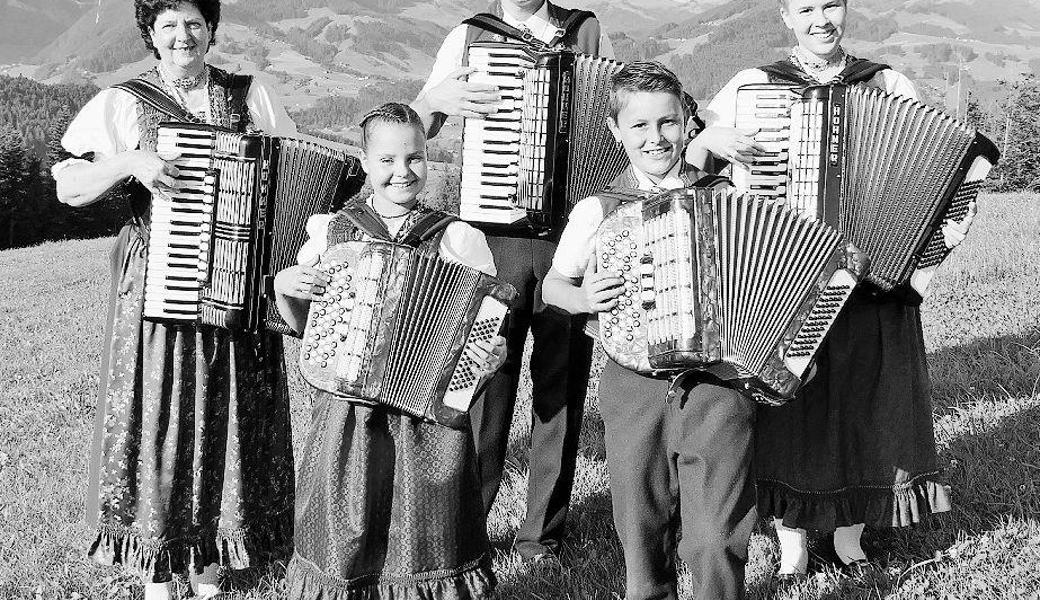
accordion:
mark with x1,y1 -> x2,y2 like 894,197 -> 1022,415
143,122 -> 365,333
299,241 -> 518,428
731,83 -> 999,293
461,41 -> 628,236
596,181 -> 866,403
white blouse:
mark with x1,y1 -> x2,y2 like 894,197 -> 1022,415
297,211 -> 497,277
53,73 -> 297,175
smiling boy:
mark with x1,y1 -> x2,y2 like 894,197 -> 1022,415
542,62 -> 758,600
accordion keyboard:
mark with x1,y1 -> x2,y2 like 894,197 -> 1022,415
145,127 -> 220,320
461,44 -> 534,225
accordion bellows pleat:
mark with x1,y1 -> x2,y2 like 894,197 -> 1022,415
286,552 -> 496,600
758,474 -> 952,530
87,519 -> 293,581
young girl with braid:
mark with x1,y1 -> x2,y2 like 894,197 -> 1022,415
689,0 -> 974,580
274,102 -> 507,600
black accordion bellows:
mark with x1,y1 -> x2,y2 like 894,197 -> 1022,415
300,241 -> 517,428
596,182 -> 865,403
143,123 -> 364,333
733,83 -> 999,292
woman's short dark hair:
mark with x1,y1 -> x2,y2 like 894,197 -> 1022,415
135,0 -> 221,59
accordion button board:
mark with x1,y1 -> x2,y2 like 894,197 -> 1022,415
596,184 -> 866,402
300,241 -> 518,428
461,42 -> 628,237
731,83 -> 999,295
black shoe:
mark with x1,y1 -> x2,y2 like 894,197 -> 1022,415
841,558 -> 876,577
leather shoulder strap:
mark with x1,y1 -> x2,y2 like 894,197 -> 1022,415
398,210 -> 458,248
111,79 -> 195,122
839,58 -> 891,85
758,60 -> 814,85
559,9 -> 596,38
462,13 -> 551,50
336,201 -> 392,241
225,72 -> 253,131
597,188 -> 643,217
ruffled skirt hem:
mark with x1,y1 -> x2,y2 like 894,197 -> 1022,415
758,473 -> 952,530
87,517 -> 293,583
286,552 -> 496,600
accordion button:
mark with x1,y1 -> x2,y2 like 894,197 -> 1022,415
626,335 -> 634,341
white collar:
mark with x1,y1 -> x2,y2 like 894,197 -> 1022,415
632,160 -> 686,191
501,2 -> 563,45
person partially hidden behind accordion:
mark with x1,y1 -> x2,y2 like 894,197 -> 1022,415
52,1 -> 296,598
687,0 -> 976,581
411,0 -> 615,563
273,103 -> 508,600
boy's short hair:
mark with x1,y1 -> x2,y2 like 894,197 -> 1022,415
359,102 -> 426,149
608,61 -> 685,121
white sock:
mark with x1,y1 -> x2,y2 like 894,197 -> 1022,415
773,518 -> 809,575
143,582 -> 172,600
190,563 -> 222,598
833,523 -> 868,565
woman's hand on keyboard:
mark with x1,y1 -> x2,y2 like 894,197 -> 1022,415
126,150 -> 181,196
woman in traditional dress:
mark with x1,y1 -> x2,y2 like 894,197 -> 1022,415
53,1 -> 296,597
689,0 -> 972,579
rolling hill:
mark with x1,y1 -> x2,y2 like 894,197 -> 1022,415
3,0 -> 1038,138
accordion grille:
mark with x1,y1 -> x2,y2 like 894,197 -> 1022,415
379,254 -> 480,415
566,54 -> 628,203
713,193 -> 843,376
840,86 -> 974,289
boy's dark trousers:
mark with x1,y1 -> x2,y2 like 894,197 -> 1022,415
468,235 -> 595,558
598,359 -> 758,600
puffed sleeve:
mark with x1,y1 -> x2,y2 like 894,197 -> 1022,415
702,69 -> 770,129
247,79 -> 298,136
551,195 -> 605,279
873,69 -> 919,102
439,221 -> 496,276
296,213 -> 335,266
417,25 -> 468,97
53,88 -> 141,175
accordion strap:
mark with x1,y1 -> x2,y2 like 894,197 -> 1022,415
111,79 -> 196,123
337,202 -> 393,241
759,57 -> 892,86
557,9 -> 596,40
398,211 -> 458,249
462,13 -> 551,50
838,58 -> 891,85
225,73 -> 253,130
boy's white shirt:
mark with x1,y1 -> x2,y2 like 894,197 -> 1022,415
297,209 -> 497,277
417,1 -> 615,99
552,159 -> 686,279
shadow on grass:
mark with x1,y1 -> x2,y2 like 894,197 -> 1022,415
928,326 -> 1040,413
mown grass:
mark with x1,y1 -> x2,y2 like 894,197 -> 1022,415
0,193 -> 1037,599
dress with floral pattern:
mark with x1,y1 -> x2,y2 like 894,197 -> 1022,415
65,65 -> 296,582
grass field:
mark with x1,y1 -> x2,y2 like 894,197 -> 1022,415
1,193 -> 1038,599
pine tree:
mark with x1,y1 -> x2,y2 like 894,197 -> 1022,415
0,125 -> 30,248
993,75 -> 1040,191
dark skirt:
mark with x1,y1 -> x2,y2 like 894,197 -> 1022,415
87,223 -> 295,582
755,288 -> 951,530
286,392 -> 495,600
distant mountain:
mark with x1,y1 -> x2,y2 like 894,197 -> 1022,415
0,0 -> 90,63
5,0 -> 1037,136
